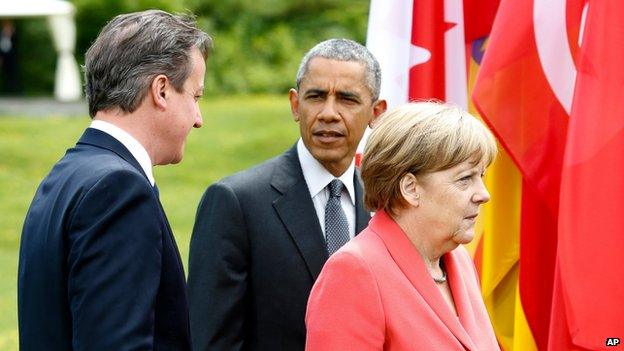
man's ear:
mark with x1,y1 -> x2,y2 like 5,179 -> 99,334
289,88 -> 300,122
399,173 -> 420,207
369,99 -> 387,128
150,74 -> 169,110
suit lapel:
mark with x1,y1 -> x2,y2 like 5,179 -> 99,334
370,211 -> 477,351
353,171 -> 371,233
77,128 -> 186,275
271,146 -> 329,281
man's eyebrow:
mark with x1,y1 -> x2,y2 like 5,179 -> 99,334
336,91 -> 361,99
303,88 -> 328,96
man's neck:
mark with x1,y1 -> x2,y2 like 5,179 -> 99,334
93,110 -> 156,164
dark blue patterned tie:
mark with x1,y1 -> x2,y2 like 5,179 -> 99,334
325,179 -> 350,255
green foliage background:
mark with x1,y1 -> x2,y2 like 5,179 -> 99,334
5,0 -> 370,96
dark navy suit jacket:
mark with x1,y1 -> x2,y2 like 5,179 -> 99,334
188,145 -> 370,350
18,128 -> 190,350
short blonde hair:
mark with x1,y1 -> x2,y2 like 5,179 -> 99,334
361,101 -> 497,214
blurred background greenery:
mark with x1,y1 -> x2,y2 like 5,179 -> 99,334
1,0 -> 369,96
0,0 -> 371,349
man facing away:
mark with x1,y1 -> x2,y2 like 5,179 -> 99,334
188,38 -> 387,351
17,10 -> 212,350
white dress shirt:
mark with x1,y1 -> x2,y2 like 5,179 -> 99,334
89,120 -> 155,186
297,139 -> 356,239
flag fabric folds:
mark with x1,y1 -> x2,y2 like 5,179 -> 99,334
367,0 -> 538,350
368,0 -> 623,349
465,3 -> 537,350
474,0 -> 624,349
473,0 -> 571,348
552,1 -> 624,349
366,0 -> 467,110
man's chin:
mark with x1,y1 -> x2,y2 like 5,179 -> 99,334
310,147 -> 354,162
156,152 -> 184,166
170,153 -> 184,165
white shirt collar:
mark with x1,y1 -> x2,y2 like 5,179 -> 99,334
89,119 -> 155,186
297,138 -> 355,205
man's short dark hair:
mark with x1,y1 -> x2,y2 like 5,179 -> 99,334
296,39 -> 382,101
84,10 -> 213,117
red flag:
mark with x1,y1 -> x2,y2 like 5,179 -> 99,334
367,0 -> 468,108
370,2 -> 536,348
552,1 -> 624,349
408,0 -> 446,101
363,0 -> 468,160
472,0 -> 574,348
463,0 -> 499,42
475,0 -> 624,349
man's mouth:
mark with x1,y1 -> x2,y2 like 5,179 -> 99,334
313,130 -> 345,142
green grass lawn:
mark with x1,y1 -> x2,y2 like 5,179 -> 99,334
0,94 -> 298,350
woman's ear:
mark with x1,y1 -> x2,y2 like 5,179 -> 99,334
399,173 -> 420,207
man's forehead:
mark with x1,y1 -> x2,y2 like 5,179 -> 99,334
305,57 -> 366,76
301,67 -> 368,89
301,87 -> 362,97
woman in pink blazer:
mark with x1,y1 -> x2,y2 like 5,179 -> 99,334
306,102 -> 500,351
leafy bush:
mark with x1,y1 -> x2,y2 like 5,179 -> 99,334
1,0 -> 369,96
190,0 -> 370,94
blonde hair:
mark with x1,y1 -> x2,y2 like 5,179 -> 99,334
361,101 -> 497,214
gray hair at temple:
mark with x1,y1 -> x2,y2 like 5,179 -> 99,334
84,9 -> 213,117
295,38 -> 382,101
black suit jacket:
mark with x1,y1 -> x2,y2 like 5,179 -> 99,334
188,145 -> 371,351
18,128 -> 191,350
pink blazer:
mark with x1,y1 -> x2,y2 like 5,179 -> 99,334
305,210 -> 500,351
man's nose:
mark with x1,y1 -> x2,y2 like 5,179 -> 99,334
194,114 -> 203,128
317,98 -> 340,122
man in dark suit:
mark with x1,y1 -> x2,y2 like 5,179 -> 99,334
17,10 -> 212,350
188,39 -> 387,350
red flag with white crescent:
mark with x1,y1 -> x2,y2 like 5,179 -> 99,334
475,0 -> 624,349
